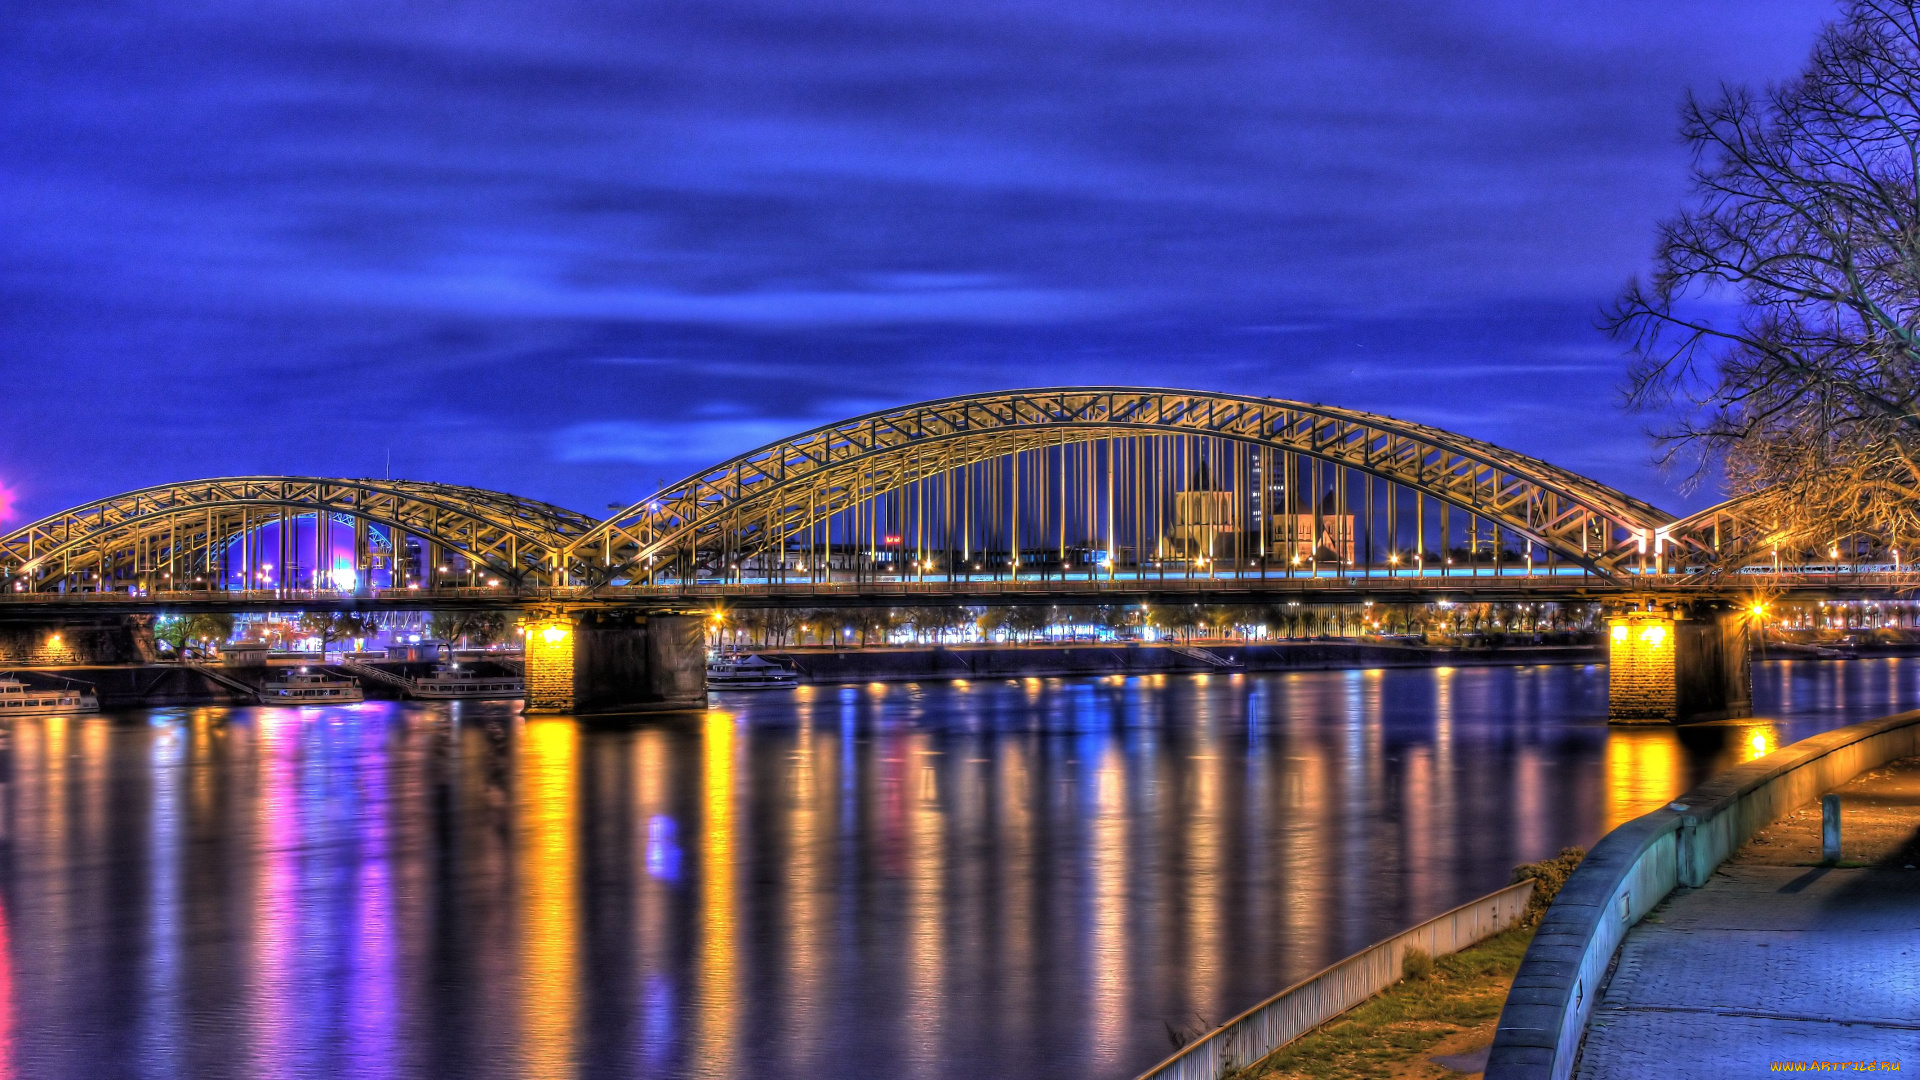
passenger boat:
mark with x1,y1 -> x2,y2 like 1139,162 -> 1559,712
0,676 -> 99,715
259,669 -> 365,704
410,665 -> 524,700
705,654 -> 799,690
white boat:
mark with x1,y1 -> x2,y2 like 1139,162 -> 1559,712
706,654 -> 799,689
410,665 -> 524,700
260,669 -> 365,704
0,676 -> 99,715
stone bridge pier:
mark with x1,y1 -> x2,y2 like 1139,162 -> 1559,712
1606,599 -> 1752,724
522,610 -> 706,715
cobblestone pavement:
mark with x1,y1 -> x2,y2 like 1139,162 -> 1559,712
1575,758 -> 1920,1078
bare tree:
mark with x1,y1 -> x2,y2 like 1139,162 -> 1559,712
1611,0 -> 1920,552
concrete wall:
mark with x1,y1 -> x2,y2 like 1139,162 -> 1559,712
7,665 -> 252,707
642,614 -> 706,709
1131,880 -> 1536,1080
1485,709 -> 1920,1080
1607,610 -> 1750,723
1673,610 -> 1751,722
0,616 -> 153,665
526,611 -> 706,714
524,617 -> 577,712
1606,614 -> 1675,722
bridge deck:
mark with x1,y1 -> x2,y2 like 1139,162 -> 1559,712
1575,758 -> 1920,1077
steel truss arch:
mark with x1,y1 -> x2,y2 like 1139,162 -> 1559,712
1657,490 -> 1902,579
569,387 -> 1680,586
0,477 -> 595,592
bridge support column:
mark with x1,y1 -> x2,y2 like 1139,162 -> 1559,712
1607,602 -> 1751,724
524,611 -> 706,715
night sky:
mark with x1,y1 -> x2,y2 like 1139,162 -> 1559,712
2,0 -> 1835,524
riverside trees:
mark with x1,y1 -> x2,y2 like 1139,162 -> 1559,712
1612,1 -> 1920,553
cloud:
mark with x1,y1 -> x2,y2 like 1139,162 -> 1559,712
551,396 -> 897,476
0,0 -> 1835,519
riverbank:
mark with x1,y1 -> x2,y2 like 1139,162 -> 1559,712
761,640 -> 1603,684
0,659 -> 518,708
1229,926 -> 1533,1080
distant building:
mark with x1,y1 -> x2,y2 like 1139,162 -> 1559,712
1173,487 -> 1354,563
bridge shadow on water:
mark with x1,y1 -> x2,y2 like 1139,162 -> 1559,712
0,658 -> 1914,1080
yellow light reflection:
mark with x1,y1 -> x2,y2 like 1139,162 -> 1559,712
1090,746 -> 1127,1069
1744,723 -> 1779,762
1603,727 -> 1682,830
694,711 -> 739,1076
906,738 -> 945,1075
784,717 -> 824,1062
1188,726 -> 1221,1015
520,719 -> 578,1079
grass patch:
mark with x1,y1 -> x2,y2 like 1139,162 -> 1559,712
1229,926 -> 1534,1080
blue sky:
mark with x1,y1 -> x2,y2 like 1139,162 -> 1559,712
1,0 -> 1834,521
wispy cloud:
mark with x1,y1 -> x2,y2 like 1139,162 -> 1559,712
0,0 -> 1834,517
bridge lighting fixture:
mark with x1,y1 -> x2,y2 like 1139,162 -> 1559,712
540,624 -> 568,645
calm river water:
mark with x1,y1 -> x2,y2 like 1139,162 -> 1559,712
3,658 -> 1918,1080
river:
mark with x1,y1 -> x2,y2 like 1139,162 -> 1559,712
3,658 -> 1917,1079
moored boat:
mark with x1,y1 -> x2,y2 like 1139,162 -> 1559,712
260,669 -> 364,704
0,675 -> 99,715
410,665 -> 523,700
705,654 -> 799,690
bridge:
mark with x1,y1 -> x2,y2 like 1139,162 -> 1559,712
0,387 -> 1900,718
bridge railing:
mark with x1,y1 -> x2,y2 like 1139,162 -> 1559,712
7,567 -> 1920,604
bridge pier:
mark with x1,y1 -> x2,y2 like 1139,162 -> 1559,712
522,611 -> 706,715
1607,602 -> 1751,724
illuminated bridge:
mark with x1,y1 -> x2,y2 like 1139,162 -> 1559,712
0,388 -> 1878,604
0,387 -> 1901,718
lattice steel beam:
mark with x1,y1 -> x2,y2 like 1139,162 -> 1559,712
568,387 -> 1682,586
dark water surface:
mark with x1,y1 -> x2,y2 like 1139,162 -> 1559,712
4,658 -> 1918,1080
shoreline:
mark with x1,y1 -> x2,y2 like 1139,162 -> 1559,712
9,641 -> 1920,707
756,640 -> 1607,684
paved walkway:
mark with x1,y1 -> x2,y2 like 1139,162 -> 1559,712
1576,758 -> 1920,1077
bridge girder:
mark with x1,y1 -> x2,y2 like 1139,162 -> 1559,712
569,387 -> 1684,587
0,477 -> 595,593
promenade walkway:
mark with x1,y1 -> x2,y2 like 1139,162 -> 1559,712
1575,757 -> 1920,1077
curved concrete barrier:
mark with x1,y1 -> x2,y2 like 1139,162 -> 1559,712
1486,709 -> 1920,1080
1132,879 -> 1535,1080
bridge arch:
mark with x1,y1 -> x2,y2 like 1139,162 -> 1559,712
568,387 -> 1681,586
0,477 -> 596,594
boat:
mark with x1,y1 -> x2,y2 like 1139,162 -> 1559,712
409,664 -> 524,700
0,675 -> 99,715
705,654 -> 799,689
259,668 -> 365,704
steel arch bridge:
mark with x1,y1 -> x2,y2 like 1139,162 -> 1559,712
565,387 -> 1685,588
0,388 -> 1899,606
0,477 -> 595,595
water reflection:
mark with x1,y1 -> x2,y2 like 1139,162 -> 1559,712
1,658 -> 1916,1080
